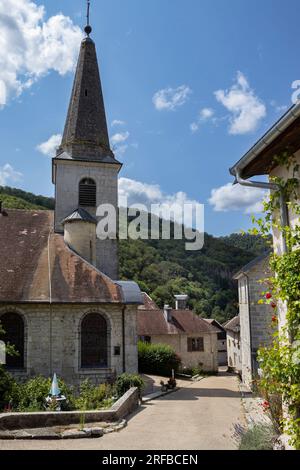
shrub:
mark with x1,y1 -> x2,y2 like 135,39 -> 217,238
115,373 -> 144,399
138,341 -> 181,376
0,367 -> 18,411
75,380 -> 113,410
15,376 -> 75,412
239,424 -> 277,450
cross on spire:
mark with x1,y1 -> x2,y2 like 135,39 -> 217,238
84,0 -> 92,36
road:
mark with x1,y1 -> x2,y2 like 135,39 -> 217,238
0,372 -> 245,450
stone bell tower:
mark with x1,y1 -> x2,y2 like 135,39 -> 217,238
52,15 -> 121,279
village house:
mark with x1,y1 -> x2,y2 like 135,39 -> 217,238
229,102 -> 300,332
0,22 -> 142,386
233,254 -> 274,388
138,295 -> 219,372
224,316 -> 241,374
204,319 -> 227,366
229,102 -> 300,448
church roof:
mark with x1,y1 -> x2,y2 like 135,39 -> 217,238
61,207 -> 97,225
0,210 -> 125,304
57,36 -> 116,162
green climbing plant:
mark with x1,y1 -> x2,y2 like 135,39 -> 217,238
250,152 -> 300,449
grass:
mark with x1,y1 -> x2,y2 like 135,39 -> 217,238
239,424 -> 277,450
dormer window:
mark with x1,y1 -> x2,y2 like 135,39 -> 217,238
79,178 -> 96,207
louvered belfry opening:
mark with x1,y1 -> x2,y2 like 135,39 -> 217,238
81,313 -> 108,368
79,178 -> 96,207
0,313 -> 24,369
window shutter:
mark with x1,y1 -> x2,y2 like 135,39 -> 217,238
79,178 -> 96,207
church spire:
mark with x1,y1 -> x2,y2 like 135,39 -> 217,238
58,1 -> 114,161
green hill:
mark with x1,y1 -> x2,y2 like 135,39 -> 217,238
0,186 -> 268,323
0,186 -> 54,210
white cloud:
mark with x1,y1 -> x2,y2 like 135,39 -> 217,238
114,144 -> 128,157
36,134 -> 62,157
200,108 -> 214,119
119,177 -> 202,227
153,85 -> 192,111
0,0 -> 83,108
270,100 -> 288,113
190,107 -> 215,133
190,122 -> 199,133
214,72 -> 266,135
0,163 -> 23,186
209,182 -> 268,214
111,132 -> 130,145
111,120 -> 126,127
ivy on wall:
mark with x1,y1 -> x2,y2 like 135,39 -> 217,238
250,153 -> 300,449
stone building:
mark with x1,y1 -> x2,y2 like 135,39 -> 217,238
138,295 -> 219,372
224,316 -> 241,374
233,254 -> 274,388
0,23 -> 142,386
229,102 -> 300,340
204,319 -> 227,366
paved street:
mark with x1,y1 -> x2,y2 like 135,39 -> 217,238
0,373 -> 245,450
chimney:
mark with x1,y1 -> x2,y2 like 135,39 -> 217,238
174,294 -> 189,310
163,304 -> 172,322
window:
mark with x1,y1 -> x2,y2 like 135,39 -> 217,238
79,178 -> 96,207
81,313 -> 108,368
0,313 -> 24,369
187,337 -> 204,352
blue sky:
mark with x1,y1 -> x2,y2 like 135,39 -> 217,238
1,0 -> 300,236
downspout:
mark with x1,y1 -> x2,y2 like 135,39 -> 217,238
122,306 -> 126,373
47,232 -> 53,377
243,272 -> 254,381
234,170 -> 289,254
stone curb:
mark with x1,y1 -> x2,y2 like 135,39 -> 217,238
0,387 -> 138,431
0,420 -> 127,440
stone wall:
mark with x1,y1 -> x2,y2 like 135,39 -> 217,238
0,303 -> 138,387
53,159 -> 119,279
0,388 -> 139,430
238,257 -> 273,387
226,330 -> 241,373
150,333 -> 218,372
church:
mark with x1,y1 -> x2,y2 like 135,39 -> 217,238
0,19 -> 142,386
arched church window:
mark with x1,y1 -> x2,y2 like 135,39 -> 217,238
81,313 -> 108,368
79,178 -> 96,207
0,313 -> 24,369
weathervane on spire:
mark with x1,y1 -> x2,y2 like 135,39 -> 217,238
84,0 -> 92,37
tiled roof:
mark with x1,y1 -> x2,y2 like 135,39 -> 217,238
138,309 -> 219,336
204,318 -> 226,333
223,316 -> 240,332
0,210 -> 123,304
138,293 -> 159,310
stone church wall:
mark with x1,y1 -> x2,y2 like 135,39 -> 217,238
0,303 -> 138,387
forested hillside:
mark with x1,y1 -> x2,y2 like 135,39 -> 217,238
0,186 -> 268,323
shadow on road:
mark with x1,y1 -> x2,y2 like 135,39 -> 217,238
156,387 -> 241,400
